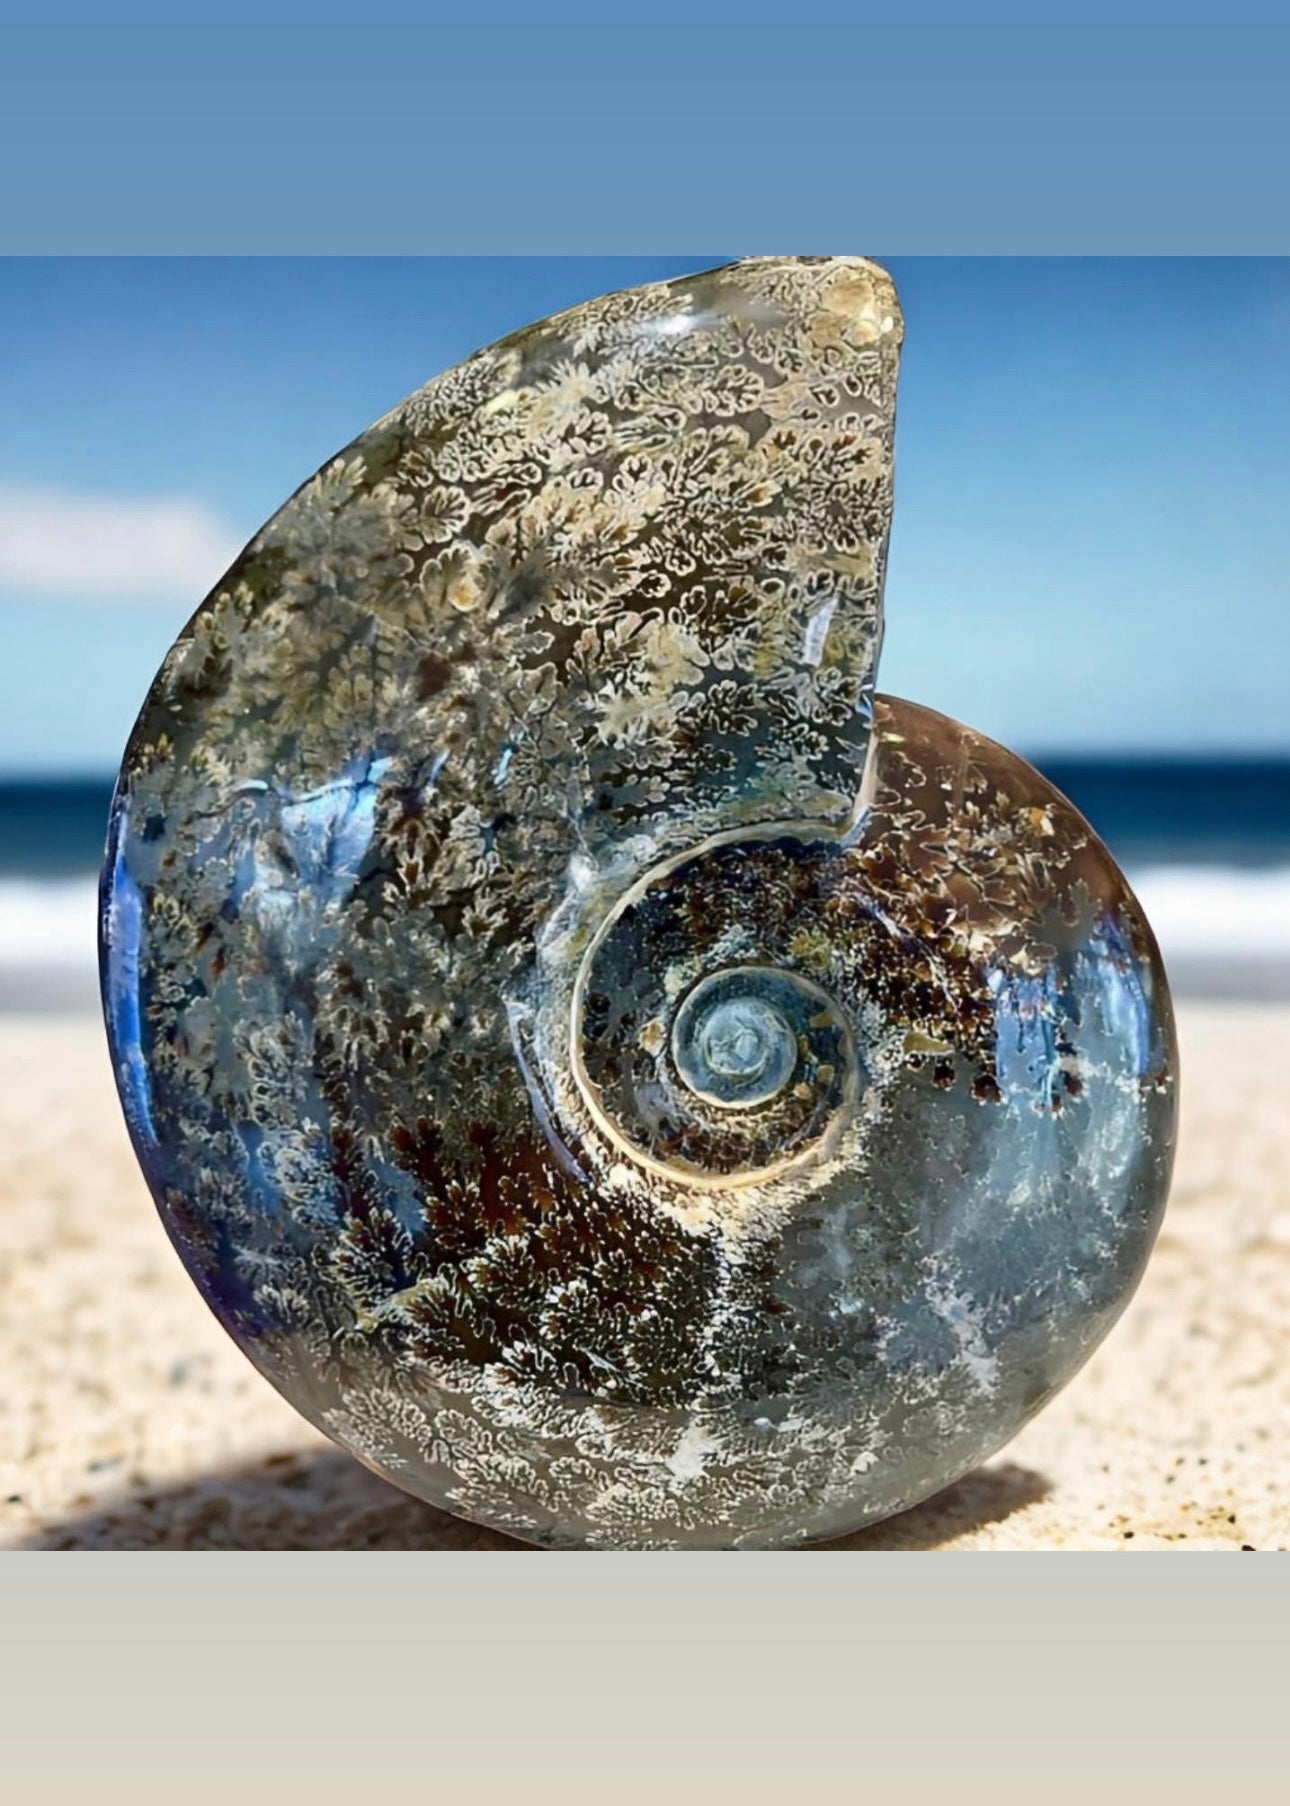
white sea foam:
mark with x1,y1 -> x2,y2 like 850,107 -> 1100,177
1129,865 -> 1290,958
0,866 -> 1287,994
0,877 -> 99,967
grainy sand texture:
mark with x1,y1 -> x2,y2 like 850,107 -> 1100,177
1,1004 -> 1286,1551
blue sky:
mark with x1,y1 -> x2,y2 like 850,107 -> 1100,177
1,256 -> 1286,773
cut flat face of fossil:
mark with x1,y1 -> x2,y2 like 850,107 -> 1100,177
100,256 -> 1177,1549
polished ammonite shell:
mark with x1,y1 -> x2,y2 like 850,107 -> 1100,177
100,257 -> 1177,1548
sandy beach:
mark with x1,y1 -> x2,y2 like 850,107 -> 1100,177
1,1001 -> 1285,1553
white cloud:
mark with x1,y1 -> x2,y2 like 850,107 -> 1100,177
0,484 -> 243,600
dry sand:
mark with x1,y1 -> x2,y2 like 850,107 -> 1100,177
1,1004 -> 1286,1552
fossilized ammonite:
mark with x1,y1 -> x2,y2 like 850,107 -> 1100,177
100,258 -> 1177,1548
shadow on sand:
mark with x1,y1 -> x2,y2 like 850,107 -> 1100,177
9,1449 -> 1049,1552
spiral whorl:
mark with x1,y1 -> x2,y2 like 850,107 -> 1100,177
567,833 -> 863,1187
673,976 -> 803,1111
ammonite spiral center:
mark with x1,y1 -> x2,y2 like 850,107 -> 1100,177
674,978 -> 799,1109
572,847 -> 864,1187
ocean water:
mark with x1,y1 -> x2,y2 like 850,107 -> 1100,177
1,761 -> 1288,1005
0,777 -> 116,879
